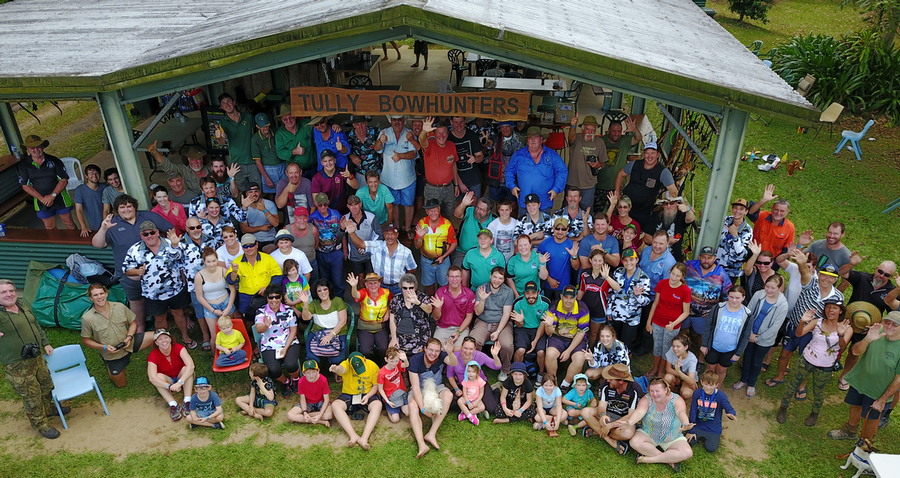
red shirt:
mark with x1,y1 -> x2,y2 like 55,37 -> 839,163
147,343 -> 187,378
651,280 -> 692,327
311,170 -> 350,211
296,373 -> 330,403
752,210 -> 795,256
377,363 -> 408,397
423,138 -> 459,185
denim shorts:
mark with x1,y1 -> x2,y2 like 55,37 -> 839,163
388,181 -> 416,206
202,296 -> 234,320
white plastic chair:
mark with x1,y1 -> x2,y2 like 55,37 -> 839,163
60,157 -> 84,191
44,344 -> 110,429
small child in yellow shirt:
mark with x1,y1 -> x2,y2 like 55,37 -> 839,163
215,315 -> 247,367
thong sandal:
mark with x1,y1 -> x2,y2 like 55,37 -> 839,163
838,378 -> 850,391
201,341 -> 211,352
185,340 -> 199,350
765,378 -> 785,387
795,388 -> 808,401
616,440 -> 630,455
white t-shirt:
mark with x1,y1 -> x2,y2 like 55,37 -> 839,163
487,217 -> 520,261
216,244 -> 242,268
269,247 -> 313,274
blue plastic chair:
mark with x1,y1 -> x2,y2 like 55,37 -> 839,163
44,344 -> 110,429
834,119 -> 875,162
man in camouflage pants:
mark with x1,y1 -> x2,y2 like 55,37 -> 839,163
0,279 -> 65,439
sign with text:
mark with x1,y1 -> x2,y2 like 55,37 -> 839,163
290,87 -> 529,121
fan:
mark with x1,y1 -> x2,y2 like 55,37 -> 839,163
844,301 -> 882,333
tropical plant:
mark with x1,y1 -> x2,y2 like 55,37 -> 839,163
842,0 -> 900,47
727,0 -> 775,23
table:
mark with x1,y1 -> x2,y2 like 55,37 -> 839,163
461,76 -> 566,92
870,453 -> 900,478
339,84 -> 402,91
134,110 -> 202,153
332,53 -> 382,84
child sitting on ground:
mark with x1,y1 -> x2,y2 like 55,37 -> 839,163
235,362 -> 277,420
686,370 -> 736,452
534,373 -> 564,435
493,361 -> 536,424
458,361 -> 486,425
186,376 -> 225,429
287,360 -> 332,426
377,347 -> 411,423
563,373 -> 596,436
214,315 -> 247,367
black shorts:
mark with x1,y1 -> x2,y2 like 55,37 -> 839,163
844,386 -> 894,420
337,393 -> 381,414
103,331 -> 147,375
705,348 -> 737,368
514,327 -> 545,352
849,331 -> 867,345
145,288 -> 191,317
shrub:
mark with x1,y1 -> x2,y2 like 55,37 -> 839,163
728,0 -> 775,23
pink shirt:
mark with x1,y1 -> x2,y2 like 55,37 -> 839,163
434,285 -> 475,329
462,376 -> 486,402
151,202 -> 187,235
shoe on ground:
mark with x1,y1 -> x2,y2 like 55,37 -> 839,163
39,426 -> 60,439
804,413 -> 819,427
458,412 -> 466,421
213,422 -> 225,429
181,403 -> 190,417
568,424 -> 577,436
469,414 -> 479,426
169,405 -> 182,421
732,381 -> 746,391
51,405 -> 71,417
879,413 -> 890,429
827,426 -> 857,440
497,372 -> 508,382
481,410 -> 491,420
746,387 -> 756,397
776,405 -> 787,424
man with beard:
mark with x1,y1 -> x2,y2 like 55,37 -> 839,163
799,222 -> 852,269
275,162 -> 314,222
274,104 -> 316,178
214,93 -> 257,191
453,191 -> 496,267
646,192 -> 695,262
682,246 -> 732,348
614,141 -> 678,233
347,115 -> 381,186
92,194 -> 173,333
594,119 -> 639,213
208,157 -> 239,199
150,140 -> 209,193
565,114 -> 607,213
836,255 -> 897,390
448,115 -> 484,197
716,198 -> 754,285
487,121 -> 523,202
747,184 -> 795,257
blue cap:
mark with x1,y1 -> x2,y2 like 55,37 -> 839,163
195,376 -> 211,387
644,141 -> 658,151
466,360 -> 481,370
510,361 -> 527,374
254,113 -> 271,128
497,121 -> 515,127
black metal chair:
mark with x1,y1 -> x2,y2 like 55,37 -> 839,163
475,58 -> 498,75
348,75 -> 373,86
447,49 -> 468,86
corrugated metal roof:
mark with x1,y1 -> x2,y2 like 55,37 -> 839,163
0,0 -> 816,120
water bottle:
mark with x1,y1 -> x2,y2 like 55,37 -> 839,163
10,144 -> 21,159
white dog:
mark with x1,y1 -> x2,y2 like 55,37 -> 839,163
840,438 -> 877,478
421,380 -> 444,415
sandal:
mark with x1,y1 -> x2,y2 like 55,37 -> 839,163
746,387 -> 756,397
201,341 -> 211,352
765,378 -> 785,387
185,340 -> 199,350
760,363 -> 769,373
795,388 -> 808,401
616,440 -> 630,455
838,378 -> 850,391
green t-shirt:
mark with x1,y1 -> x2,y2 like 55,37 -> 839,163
251,131 -> 281,166
306,297 -> 349,335
513,295 -> 551,329
506,252 -> 543,295
597,132 -> 635,190
275,124 -> 316,170
459,206 -> 495,253
463,247 -> 506,291
844,337 -> 900,402
221,112 -> 254,164
355,184 -> 394,224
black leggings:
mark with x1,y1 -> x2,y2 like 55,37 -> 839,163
261,344 -> 301,380
358,328 -> 389,361
611,320 -> 639,352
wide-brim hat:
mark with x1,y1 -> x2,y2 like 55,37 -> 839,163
601,363 -> 634,382
23,135 -> 49,148
277,104 -> 294,119
525,126 -> 546,138
580,115 -> 599,126
306,115 -> 326,127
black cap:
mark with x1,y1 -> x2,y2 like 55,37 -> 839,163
246,182 -> 261,191
383,223 -> 399,232
561,285 -> 577,297
699,246 -> 715,256
525,193 -> 541,204
424,199 -> 440,209
524,281 -> 539,292
350,115 -> 370,123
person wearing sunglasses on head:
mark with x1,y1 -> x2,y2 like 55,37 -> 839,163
180,216 -> 220,350
228,233 -> 282,321
122,221 -> 194,348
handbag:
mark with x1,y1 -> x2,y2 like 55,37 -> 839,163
309,329 -> 342,357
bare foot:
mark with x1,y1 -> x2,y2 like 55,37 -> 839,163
256,414 -> 264,421
346,437 -> 358,448
416,445 -> 430,458
240,410 -> 248,416
424,434 -> 440,450
493,418 -> 509,424
320,420 -> 331,428
358,439 -> 371,451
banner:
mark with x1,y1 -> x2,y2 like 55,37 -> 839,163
290,87 -> 529,121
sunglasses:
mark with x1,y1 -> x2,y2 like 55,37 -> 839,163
267,295 -> 282,300
186,225 -> 201,231
401,286 -> 416,290
554,227 -> 567,231
876,268 -> 892,276
756,261 -> 772,266
142,230 -> 157,237
242,243 -> 257,249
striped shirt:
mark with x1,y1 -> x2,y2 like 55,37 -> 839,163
786,275 -> 841,329
364,240 -> 417,285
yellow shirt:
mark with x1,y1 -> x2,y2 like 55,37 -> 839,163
229,252 -> 282,295
416,216 -> 457,260
338,358 -> 379,395
216,330 -> 245,349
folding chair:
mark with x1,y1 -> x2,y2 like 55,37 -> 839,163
44,344 -> 110,429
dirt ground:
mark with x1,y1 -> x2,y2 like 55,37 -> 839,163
716,388 -> 776,478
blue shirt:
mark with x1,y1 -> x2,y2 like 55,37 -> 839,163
578,233 -> 620,258
377,127 -> 417,190
689,388 -> 735,435
639,247 -> 676,295
505,146 -> 568,210
712,307 -> 745,353
72,183 -> 108,230
189,391 -> 222,418
564,388 -> 594,409
538,237 -> 574,291
313,129 -> 350,170
309,208 -> 343,253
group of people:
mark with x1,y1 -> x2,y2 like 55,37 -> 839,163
4,94 -> 897,471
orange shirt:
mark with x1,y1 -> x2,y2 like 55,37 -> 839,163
423,138 -> 458,185
752,210 -> 795,255
417,216 -> 457,260
357,288 -> 391,331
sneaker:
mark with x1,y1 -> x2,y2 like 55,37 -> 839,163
879,413 -> 890,429
50,405 -> 71,417
828,425 -> 858,440
213,422 -> 225,429
39,426 -> 60,439
497,371 -> 508,382
568,424 -> 577,436
469,414 -> 480,426
746,387 -> 757,397
169,405 -> 182,421
458,412 -> 466,422
732,381 -> 746,391
281,378 -> 294,398
181,403 -> 190,417
481,410 -> 491,420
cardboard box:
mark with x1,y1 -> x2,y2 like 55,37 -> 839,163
555,103 -> 574,124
